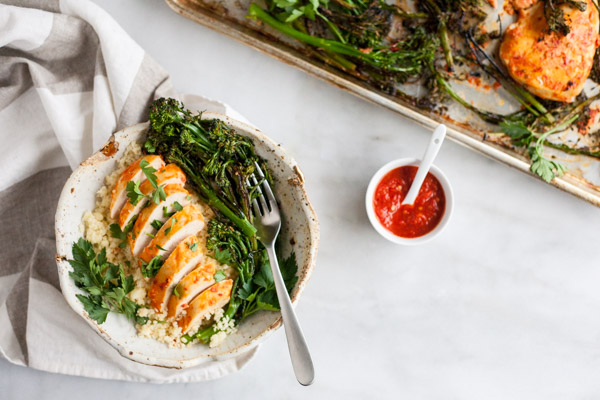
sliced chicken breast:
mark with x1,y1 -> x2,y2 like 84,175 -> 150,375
118,164 -> 187,229
109,155 -> 164,220
148,235 -> 204,313
166,260 -> 217,318
177,279 -> 233,334
139,203 -> 205,264
128,185 -> 191,256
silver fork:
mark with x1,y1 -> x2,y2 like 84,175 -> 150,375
250,163 -> 315,386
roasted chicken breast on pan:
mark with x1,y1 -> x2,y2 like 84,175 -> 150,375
499,0 -> 600,102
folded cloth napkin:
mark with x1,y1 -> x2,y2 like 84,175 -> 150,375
0,0 -> 257,382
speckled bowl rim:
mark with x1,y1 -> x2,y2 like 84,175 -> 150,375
55,113 -> 319,369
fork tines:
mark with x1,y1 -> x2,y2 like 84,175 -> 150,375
250,162 -> 278,217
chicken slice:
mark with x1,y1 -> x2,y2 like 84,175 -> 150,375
118,164 -> 187,229
499,0 -> 600,102
139,204 -> 205,264
109,155 -> 165,220
177,279 -> 233,334
166,260 -> 217,318
127,185 -> 191,256
147,235 -> 205,313
510,0 -> 538,11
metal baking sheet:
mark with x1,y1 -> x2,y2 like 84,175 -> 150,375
165,0 -> 600,206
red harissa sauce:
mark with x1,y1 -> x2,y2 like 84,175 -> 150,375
373,166 -> 445,238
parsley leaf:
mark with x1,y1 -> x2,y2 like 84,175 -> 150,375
126,180 -> 145,206
213,248 -> 232,264
500,120 -> 569,183
109,218 -> 137,248
214,270 -> 226,282
141,255 -> 164,278
173,201 -> 184,211
150,219 -> 164,231
237,280 -> 254,301
109,224 -> 127,248
280,252 -> 299,293
499,121 -> 534,147
68,238 -> 147,325
530,145 -> 566,183
256,291 -> 279,311
163,206 -> 175,219
187,242 -> 198,252
254,261 -> 274,289
151,185 -> 166,205
164,218 -> 176,237
139,159 -> 158,188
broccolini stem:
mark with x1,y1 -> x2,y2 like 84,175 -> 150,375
538,114 -> 579,141
324,18 -> 346,44
193,175 -> 256,237
515,87 -> 554,123
186,121 -> 214,151
249,4 -> 418,73
544,141 -> 600,159
232,167 -> 258,250
292,19 -> 357,72
175,159 -> 257,237
394,10 -> 428,18
324,51 -> 357,71
434,72 -> 503,123
555,92 -> 600,128
438,21 -> 454,70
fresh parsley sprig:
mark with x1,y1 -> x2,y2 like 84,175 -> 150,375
68,238 -> 147,325
500,115 -> 578,182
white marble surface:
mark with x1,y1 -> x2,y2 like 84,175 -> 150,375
3,0 -> 600,398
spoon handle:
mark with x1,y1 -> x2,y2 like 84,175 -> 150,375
402,124 -> 447,205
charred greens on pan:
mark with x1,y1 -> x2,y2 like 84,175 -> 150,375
249,0 -> 600,182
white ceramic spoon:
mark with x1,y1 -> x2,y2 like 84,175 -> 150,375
402,124 -> 447,205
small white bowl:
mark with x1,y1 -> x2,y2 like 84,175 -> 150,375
365,158 -> 454,245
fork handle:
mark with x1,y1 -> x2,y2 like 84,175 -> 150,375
266,245 -> 315,386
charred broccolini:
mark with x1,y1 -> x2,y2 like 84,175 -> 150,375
249,0 -> 600,182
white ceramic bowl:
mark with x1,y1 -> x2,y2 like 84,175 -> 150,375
365,158 -> 454,245
55,113 -> 319,369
